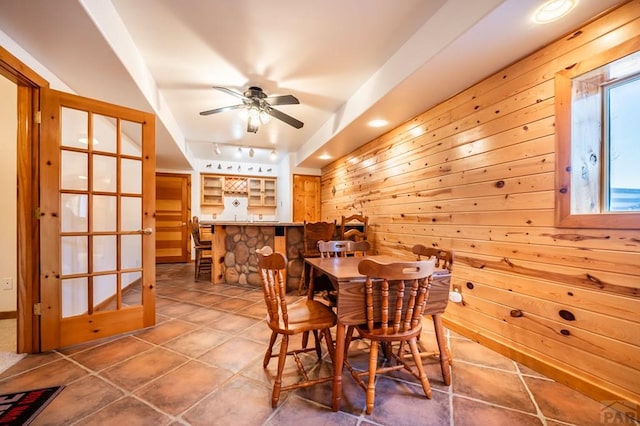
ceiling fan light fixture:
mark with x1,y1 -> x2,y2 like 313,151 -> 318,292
259,109 -> 271,124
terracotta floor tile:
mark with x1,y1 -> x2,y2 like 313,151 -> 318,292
450,338 -> 516,371
182,376 -> 273,425
74,396 -> 171,425
134,318 -> 198,344
32,375 -> 123,425
101,347 -> 188,391
0,358 -> 89,394
206,312 -> 259,334
134,360 -> 233,416
452,396 -> 543,426
452,362 -> 536,413
198,337 -> 264,373
215,297 -> 260,312
2,263 -> 619,426
524,375 -> 613,425
179,306 -> 229,325
70,336 -> 153,371
264,394 -> 358,425
162,327 -> 231,357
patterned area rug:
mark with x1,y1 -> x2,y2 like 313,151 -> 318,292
0,386 -> 64,425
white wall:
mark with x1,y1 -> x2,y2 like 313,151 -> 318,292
0,75 -> 17,312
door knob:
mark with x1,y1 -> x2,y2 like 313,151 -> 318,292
139,228 -> 153,235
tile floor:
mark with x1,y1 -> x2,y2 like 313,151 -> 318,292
0,263 -> 636,425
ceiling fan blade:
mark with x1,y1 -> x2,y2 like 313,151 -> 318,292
199,103 -> 245,116
212,86 -> 249,100
266,107 -> 304,129
266,94 -> 299,106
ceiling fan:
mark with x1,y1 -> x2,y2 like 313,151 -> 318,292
199,86 -> 304,133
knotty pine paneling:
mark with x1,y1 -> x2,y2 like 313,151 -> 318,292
321,1 -> 640,408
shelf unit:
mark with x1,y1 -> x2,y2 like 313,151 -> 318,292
248,177 -> 277,207
200,174 -> 277,207
200,174 -> 224,205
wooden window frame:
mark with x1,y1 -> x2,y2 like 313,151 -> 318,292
554,41 -> 640,229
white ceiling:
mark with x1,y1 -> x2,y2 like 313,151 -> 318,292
0,0 -> 625,170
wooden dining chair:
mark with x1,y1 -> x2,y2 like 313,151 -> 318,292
256,249 -> 337,408
411,244 -> 454,385
298,220 -> 337,295
317,240 -> 353,257
190,217 -> 212,281
340,214 -> 368,241
343,257 -> 436,414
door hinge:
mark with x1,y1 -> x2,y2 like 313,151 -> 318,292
34,207 -> 42,220
35,110 -> 41,124
33,303 -> 41,316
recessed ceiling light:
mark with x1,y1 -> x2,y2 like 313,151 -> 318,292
368,119 -> 388,128
533,0 -> 577,24
319,154 -> 332,160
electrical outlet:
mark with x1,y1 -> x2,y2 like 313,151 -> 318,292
1,278 -> 13,290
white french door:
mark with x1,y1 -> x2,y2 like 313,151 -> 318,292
39,88 -> 156,351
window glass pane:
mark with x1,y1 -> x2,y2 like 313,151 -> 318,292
93,274 -> 117,312
93,154 -> 117,192
62,277 -> 88,318
61,193 -> 88,233
61,236 -> 87,275
93,235 -> 117,272
93,195 -> 117,232
93,114 -> 117,153
121,159 -> 142,194
61,151 -> 88,191
61,107 -> 88,149
121,120 -> 142,156
607,77 -> 640,211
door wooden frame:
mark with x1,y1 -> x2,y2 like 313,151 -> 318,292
155,172 -> 191,263
0,45 -> 49,354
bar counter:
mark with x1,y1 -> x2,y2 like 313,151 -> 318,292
199,221 -> 304,289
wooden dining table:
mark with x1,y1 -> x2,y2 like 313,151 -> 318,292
304,254 -> 452,412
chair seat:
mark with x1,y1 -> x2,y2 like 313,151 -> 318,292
269,300 -> 337,334
355,323 -> 422,341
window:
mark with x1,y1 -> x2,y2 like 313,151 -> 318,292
555,48 -> 640,229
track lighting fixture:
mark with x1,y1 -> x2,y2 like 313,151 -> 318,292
249,147 -> 255,158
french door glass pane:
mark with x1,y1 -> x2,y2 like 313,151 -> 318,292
61,277 -> 88,318
121,120 -> 142,156
121,235 -> 141,269
61,236 -> 88,275
93,235 -> 117,272
93,114 -> 117,153
92,154 -> 117,192
122,271 -> 142,306
61,107 -> 88,149
121,159 -> 142,194
93,274 -> 117,312
61,151 -> 88,190
121,196 -> 141,231
92,195 -> 117,232
61,193 -> 88,233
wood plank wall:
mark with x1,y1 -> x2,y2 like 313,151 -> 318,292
320,1 -> 640,409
